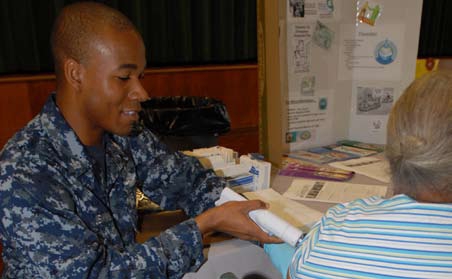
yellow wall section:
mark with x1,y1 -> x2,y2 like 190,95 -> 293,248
415,58 -> 439,79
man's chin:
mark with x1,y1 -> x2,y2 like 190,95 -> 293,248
109,121 -> 144,137
128,121 -> 144,137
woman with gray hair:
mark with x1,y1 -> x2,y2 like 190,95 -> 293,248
265,71 -> 452,278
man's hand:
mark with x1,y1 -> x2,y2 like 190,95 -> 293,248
195,200 -> 282,244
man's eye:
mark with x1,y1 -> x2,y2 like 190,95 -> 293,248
118,76 -> 130,81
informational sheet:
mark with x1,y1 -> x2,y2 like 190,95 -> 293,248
243,188 -> 323,231
286,18 -> 338,151
329,156 -> 391,183
284,178 -> 388,203
286,90 -> 334,150
338,23 -> 405,81
287,0 -> 340,21
287,21 -> 337,90
288,23 -> 313,75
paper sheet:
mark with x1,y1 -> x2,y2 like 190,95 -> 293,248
286,90 -> 335,150
243,188 -> 323,232
329,156 -> 391,183
338,23 -> 405,81
284,178 -> 387,203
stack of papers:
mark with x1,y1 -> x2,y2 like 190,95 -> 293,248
279,157 -> 355,181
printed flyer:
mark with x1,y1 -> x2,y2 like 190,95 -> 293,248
337,23 -> 405,81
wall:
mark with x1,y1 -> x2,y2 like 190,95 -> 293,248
0,64 -> 259,154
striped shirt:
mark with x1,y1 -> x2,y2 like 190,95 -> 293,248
289,194 -> 452,278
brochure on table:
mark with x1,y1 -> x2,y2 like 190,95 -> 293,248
283,0 -> 423,151
284,178 -> 388,204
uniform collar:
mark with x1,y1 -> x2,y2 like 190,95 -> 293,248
38,94 -> 109,177
39,94 -> 132,182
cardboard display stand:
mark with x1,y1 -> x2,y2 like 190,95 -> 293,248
261,0 -> 423,165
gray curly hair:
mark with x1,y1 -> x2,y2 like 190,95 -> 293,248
386,71 -> 452,199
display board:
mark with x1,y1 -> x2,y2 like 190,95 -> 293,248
282,0 -> 423,150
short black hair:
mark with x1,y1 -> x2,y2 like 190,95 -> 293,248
50,2 -> 138,75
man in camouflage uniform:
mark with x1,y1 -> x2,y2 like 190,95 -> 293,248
0,2 -> 278,278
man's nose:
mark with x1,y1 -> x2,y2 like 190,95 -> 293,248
129,80 -> 149,101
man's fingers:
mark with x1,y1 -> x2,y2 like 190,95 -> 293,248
240,199 -> 269,212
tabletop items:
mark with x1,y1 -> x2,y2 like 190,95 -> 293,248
281,139 -> 385,181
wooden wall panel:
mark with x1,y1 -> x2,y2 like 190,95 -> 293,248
142,66 -> 258,130
27,80 -> 56,116
0,65 -> 259,155
0,82 -> 34,147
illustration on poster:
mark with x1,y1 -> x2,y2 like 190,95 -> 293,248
326,0 -> 334,12
286,132 -> 295,143
294,38 -> 310,73
372,120 -> 382,130
299,130 -> 312,141
357,1 -> 382,26
301,76 -> 315,96
357,86 -> 394,115
294,39 -> 305,59
286,130 -> 313,143
313,21 -> 334,50
374,39 -> 397,65
290,0 -> 305,17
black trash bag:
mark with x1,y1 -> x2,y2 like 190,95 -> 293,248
140,96 -> 231,151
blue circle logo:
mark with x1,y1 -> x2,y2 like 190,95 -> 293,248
375,39 -> 397,65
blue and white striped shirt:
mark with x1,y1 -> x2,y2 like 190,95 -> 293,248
289,194 -> 452,278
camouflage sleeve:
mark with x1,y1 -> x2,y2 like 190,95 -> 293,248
129,129 -> 226,217
0,175 -> 204,278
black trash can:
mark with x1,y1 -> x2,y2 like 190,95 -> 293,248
140,96 -> 231,152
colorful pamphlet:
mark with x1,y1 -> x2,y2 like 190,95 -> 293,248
307,147 -> 359,161
279,157 -> 355,182
331,145 -> 378,157
285,150 -> 337,164
336,140 -> 385,152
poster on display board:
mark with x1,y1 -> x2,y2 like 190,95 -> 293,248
279,0 -> 421,154
287,0 -> 341,21
286,90 -> 334,150
337,23 -> 405,81
286,19 -> 338,151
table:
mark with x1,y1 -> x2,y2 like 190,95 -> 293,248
138,164 -> 389,279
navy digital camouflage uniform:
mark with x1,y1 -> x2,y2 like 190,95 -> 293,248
0,94 -> 225,278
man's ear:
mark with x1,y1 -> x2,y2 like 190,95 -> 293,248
63,58 -> 84,90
